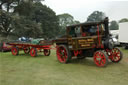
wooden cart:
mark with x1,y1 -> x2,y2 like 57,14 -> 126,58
8,42 -> 52,57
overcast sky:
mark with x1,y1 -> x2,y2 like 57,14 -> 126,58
43,0 -> 128,22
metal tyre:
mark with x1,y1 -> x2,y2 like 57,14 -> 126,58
111,47 -> 123,63
56,45 -> 71,63
93,50 -> 108,67
11,47 -> 19,56
30,48 -> 37,57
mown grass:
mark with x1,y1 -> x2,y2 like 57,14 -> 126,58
0,48 -> 128,85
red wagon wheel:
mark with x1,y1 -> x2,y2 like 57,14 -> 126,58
110,47 -> 123,63
30,48 -> 37,57
11,47 -> 19,56
23,47 -> 30,54
56,45 -> 71,63
44,49 -> 50,56
93,50 -> 108,67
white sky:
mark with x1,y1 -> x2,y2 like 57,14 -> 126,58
43,0 -> 128,22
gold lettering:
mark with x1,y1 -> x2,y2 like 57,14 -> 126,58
87,39 -> 94,42
81,44 -> 90,47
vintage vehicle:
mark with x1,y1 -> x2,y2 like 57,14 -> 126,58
0,42 -> 13,52
8,39 -> 53,57
55,17 -> 123,67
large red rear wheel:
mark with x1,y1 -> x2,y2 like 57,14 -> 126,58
30,48 -> 37,57
110,47 -> 123,63
93,50 -> 108,67
44,49 -> 50,56
11,47 -> 19,56
56,45 -> 71,63
23,47 -> 30,54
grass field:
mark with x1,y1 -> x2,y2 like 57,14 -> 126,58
0,48 -> 128,85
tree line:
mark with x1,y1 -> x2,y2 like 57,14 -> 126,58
0,0 -> 128,40
86,11 -> 128,30
0,0 -> 59,39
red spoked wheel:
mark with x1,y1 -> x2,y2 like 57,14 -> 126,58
93,50 -> 108,67
11,47 -> 19,56
110,47 -> 123,63
23,47 -> 30,54
44,49 -> 50,56
56,45 -> 71,63
30,48 -> 37,57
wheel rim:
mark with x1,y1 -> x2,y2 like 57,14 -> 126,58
24,47 -> 30,54
57,46 -> 68,63
44,49 -> 50,56
11,48 -> 18,55
94,51 -> 106,67
30,48 -> 36,57
111,48 -> 121,62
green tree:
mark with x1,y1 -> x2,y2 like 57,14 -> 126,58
109,21 -> 119,30
0,0 -> 18,12
12,16 -> 42,38
58,13 -> 74,27
119,18 -> 128,23
57,13 -> 80,35
14,1 -> 34,16
87,11 -> 106,22
0,10 -> 14,37
0,0 -> 22,37
12,2 -> 59,39
73,20 -> 80,24
0,0 -> 59,39
31,2 -> 60,39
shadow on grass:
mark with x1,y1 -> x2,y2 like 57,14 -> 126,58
11,53 -> 50,58
70,57 -> 120,67
70,57 -> 96,67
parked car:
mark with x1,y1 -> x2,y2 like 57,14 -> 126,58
0,42 -> 13,52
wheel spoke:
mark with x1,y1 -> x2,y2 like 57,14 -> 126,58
56,45 -> 69,63
110,48 -> 122,62
94,51 -> 108,67
11,47 -> 18,56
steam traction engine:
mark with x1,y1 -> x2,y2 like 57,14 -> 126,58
55,17 -> 123,67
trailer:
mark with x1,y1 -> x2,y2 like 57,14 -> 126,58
8,41 -> 53,57
119,22 -> 128,49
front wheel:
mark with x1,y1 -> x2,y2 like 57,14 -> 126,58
93,50 -> 108,67
110,47 -> 123,63
56,45 -> 71,63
